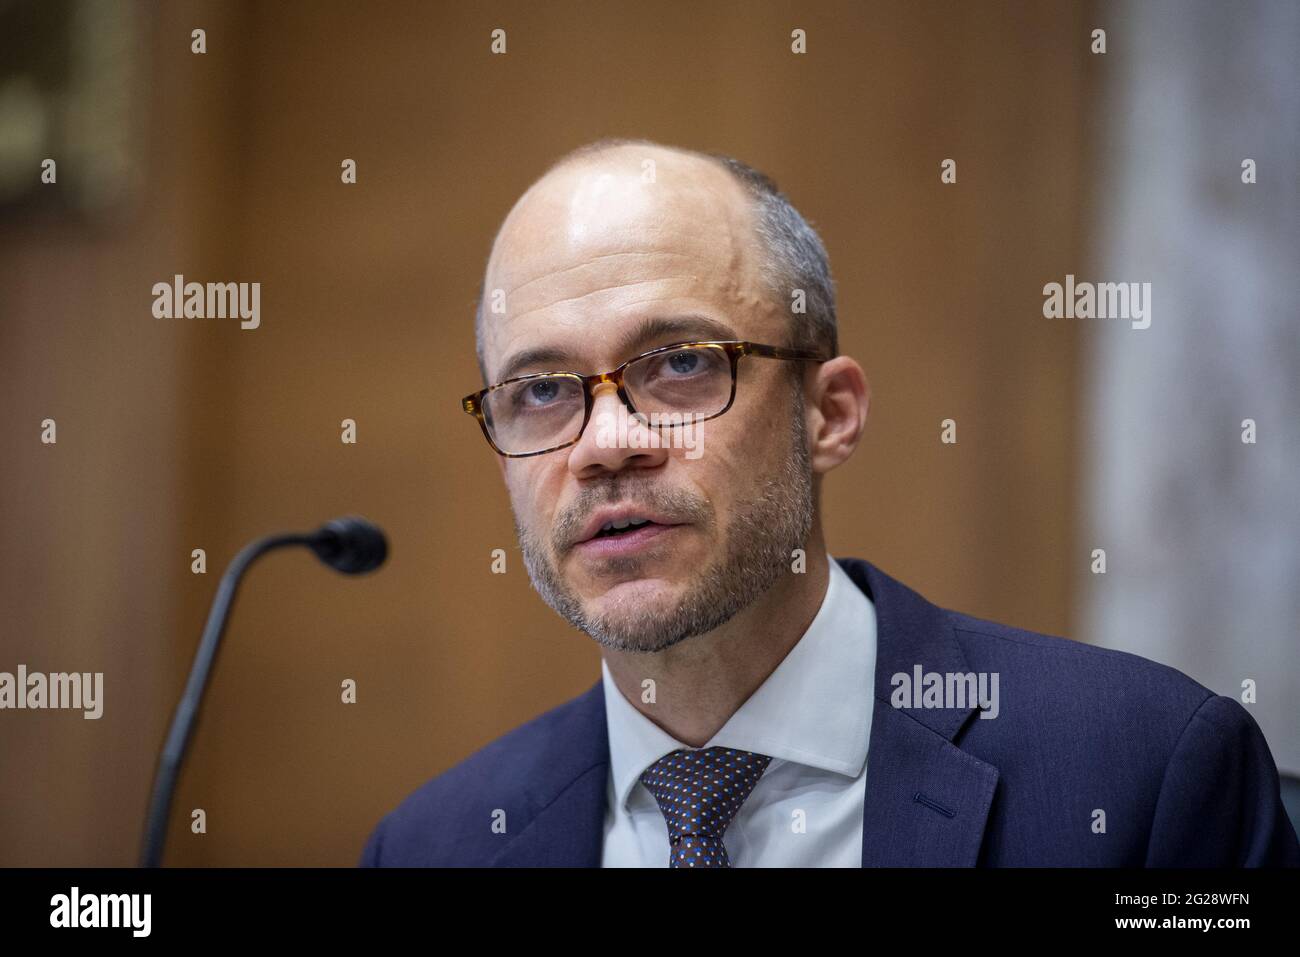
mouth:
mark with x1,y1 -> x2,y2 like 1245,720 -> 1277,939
592,516 -> 655,538
571,508 -> 688,558
573,519 -> 681,557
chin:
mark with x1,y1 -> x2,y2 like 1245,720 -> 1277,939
582,575 -> 681,614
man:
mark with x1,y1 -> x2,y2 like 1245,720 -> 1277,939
360,138 -> 1299,867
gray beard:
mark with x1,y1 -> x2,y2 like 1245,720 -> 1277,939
515,393 -> 814,654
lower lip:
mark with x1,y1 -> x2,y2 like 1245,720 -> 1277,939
574,523 -> 681,558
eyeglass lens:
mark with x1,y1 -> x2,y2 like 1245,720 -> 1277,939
480,344 -> 731,454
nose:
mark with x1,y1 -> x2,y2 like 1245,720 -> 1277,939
566,381 -> 669,476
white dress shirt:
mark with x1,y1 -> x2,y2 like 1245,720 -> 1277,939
600,555 -> 878,867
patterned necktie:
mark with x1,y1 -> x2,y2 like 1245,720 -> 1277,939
639,746 -> 773,868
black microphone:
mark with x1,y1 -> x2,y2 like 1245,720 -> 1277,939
310,515 -> 388,573
139,516 -> 388,867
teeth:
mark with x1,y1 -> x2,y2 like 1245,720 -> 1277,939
599,517 -> 651,533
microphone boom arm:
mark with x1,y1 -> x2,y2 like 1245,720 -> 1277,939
139,518 -> 385,867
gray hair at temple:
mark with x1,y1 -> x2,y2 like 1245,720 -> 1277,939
472,138 -> 838,386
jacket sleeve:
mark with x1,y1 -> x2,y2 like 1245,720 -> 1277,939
1145,693 -> 1300,866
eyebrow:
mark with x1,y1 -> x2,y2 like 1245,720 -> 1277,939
492,313 -> 739,382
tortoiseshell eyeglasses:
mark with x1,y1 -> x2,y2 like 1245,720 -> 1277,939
461,340 -> 828,458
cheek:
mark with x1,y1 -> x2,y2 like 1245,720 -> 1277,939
697,401 -> 792,506
669,428 -> 746,530
733,376 -> 800,458
505,461 -> 563,530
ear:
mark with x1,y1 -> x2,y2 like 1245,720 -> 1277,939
807,356 -> 870,475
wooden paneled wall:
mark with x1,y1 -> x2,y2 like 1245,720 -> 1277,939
0,0 -> 1088,865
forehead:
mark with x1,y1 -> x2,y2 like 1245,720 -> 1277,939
480,148 -> 783,379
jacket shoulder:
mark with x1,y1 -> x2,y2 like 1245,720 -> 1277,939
934,607 -> 1299,864
944,606 -> 1217,721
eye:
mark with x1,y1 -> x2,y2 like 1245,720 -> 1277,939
665,350 -> 701,375
521,379 -> 562,407
650,347 -> 724,381
511,376 -> 581,413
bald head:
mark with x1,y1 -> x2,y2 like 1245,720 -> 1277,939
473,138 -> 836,386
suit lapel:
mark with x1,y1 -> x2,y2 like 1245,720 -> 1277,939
840,558 -> 1000,866
489,680 -> 609,867
858,698 -> 999,865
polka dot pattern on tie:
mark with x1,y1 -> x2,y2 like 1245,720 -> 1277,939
638,746 -> 773,868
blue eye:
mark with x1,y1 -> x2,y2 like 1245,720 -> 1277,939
528,380 -> 559,403
666,351 -> 700,375
511,377 -> 578,412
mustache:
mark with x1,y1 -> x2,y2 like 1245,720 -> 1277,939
554,481 -> 714,551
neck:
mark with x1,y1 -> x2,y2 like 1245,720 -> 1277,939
602,530 -> 831,747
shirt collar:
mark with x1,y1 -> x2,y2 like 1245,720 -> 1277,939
601,554 -> 878,813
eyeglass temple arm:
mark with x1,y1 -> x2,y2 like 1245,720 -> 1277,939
743,342 -> 829,362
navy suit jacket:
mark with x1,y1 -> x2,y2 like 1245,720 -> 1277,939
360,557 -> 1300,866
